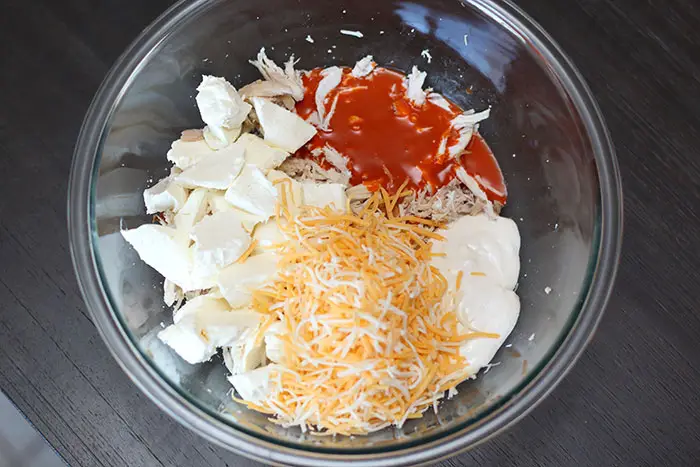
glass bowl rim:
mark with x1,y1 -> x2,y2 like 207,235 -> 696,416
68,0 -> 623,465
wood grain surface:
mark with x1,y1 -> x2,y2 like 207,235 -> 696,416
1,0 -> 699,465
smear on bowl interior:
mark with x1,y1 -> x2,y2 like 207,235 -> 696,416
121,48 -> 520,435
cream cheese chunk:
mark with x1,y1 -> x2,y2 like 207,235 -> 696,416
251,97 -> 316,153
224,165 -> 278,219
121,224 -> 192,290
223,327 -> 267,375
173,188 -> 209,243
217,253 -> 278,309
196,76 -> 251,141
253,219 -> 285,254
139,187 -> 219,292
203,125 -> 242,150
163,279 -> 181,307
143,176 -> 187,214
158,296 -> 260,364
207,192 -> 266,232
228,365 -> 277,402
264,321 -> 286,364
237,133 -> 290,173
176,142 -> 246,190
190,211 -> 252,270
167,138 -> 214,170
301,182 -> 347,212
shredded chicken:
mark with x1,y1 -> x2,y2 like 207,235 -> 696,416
154,210 -> 176,227
184,288 -> 210,302
279,157 -> 350,185
239,80 -> 292,100
316,67 -> 343,128
180,129 -> 204,142
346,184 -> 372,213
399,179 -> 488,222
346,178 -> 498,223
493,200 -> 504,214
405,66 -> 427,106
274,95 -> 297,111
351,55 -> 375,77
427,93 -> 452,112
242,48 -> 305,101
310,144 -> 351,178
242,111 -> 260,136
445,109 -> 491,159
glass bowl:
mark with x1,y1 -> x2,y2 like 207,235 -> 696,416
68,0 -> 622,465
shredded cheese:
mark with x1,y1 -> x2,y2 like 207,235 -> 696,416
235,239 -> 258,264
236,187 -> 491,435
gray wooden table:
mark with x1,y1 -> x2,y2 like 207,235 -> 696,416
2,0 -> 700,465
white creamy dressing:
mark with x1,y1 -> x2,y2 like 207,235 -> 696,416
431,214 -> 521,376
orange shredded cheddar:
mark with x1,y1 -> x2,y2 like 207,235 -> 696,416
234,239 -> 258,264
235,183 -> 496,435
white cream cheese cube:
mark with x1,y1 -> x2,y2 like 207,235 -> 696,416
176,142 -> 245,190
301,182 -> 347,212
174,188 -> 209,233
251,97 -> 316,152
190,211 -> 252,270
187,244 -> 220,291
203,125 -> 242,150
217,253 -> 278,309
121,224 -> 192,291
207,192 -> 266,232
196,76 -> 251,141
163,279 -> 182,307
176,298 -> 260,348
143,176 -> 187,214
223,328 -> 267,375
157,320 -> 215,364
237,133 -> 290,173
228,365 -> 278,402
158,295 -> 260,364
224,165 -> 278,219
167,138 -> 214,170
253,220 -> 286,253
264,321 -> 286,364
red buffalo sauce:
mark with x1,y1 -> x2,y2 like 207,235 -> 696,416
294,66 -> 506,204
